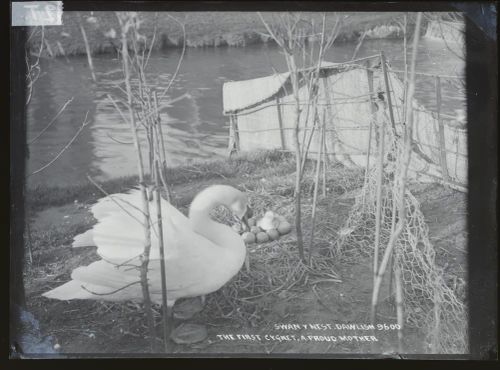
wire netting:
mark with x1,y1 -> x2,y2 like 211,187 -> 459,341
335,113 -> 467,354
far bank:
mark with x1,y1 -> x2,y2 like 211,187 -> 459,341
30,12 -> 415,57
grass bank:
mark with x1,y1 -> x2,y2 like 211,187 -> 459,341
26,150 -> 297,212
23,150 -> 465,354
31,12 -> 412,57
26,149 -> 365,214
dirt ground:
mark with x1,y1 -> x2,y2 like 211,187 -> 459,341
22,175 -> 467,357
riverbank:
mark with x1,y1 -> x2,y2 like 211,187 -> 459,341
31,12 -> 414,57
23,150 -> 466,354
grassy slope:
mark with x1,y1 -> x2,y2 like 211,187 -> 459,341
26,150 -> 297,212
24,150 -> 466,354
34,12 -> 409,57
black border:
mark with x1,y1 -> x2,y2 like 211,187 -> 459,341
464,1 -> 498,360
5,0 -> 498,366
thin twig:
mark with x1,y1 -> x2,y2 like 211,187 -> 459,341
106,132 -> 134,145
78,18 -> 97,82
158,15 -> 186,100
81,280 -> 141,296
117,11 -> 156,351
154,160 -> 170,352
107,94 -> 131,125
257,12 -> 286,51
350,31 -> 367,61
86,175 -> 146,227
29,111 -> 90,176
144,12 -> 158,69
29,97 -> 74,145
138,93 -> 190,122
26,26 -> 45,105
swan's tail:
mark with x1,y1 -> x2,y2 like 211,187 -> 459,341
42,280 -> 98,301
72,229 -> 95,248
42,260 -> 150,302
45,189 -> 188,303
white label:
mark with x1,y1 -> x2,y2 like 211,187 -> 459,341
12,1 -> 63,26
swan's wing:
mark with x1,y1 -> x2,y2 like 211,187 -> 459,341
72,229 -> 96,248
48,189 -> 244,304
72,188 -> 190,250
42,259 -> 152,303
83,194 -> 230,282
91,189 -> 189,228
89,209 -> 185,265
71,190 -> 147,249
44,219 -> 235,304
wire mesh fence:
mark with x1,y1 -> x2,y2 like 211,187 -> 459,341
224,56 -> 468,353
334,98 -> 467,354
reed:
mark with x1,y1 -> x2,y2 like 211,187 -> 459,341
369,12 -> 423,351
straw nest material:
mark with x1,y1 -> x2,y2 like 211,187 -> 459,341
203,183 -> 350,327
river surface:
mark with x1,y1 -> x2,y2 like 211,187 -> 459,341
26,38 -> 465,187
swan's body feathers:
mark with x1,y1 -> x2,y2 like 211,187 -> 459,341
72,229 -> 96,248
44,187 -> 247,306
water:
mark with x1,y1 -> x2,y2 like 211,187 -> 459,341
27,38 -> 464,187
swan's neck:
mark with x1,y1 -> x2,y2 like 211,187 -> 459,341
188,186 -> 241,247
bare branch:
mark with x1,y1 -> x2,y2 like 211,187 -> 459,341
107,94 -> 130,125
29,111 -> 90,177
257,12 -> 286,51
29,97 -> 74,145
350,31 -> 367,61
26,26 -> 45,105
96,251 -> 141,269
86,175 -> 147,227
78,18 -> 97,82
27,26 -> 40,43
144,12 -> 158,69
138,92 -> 190,123
158,15 -> 186,100
116,11 -> 157,350
81,280 -> 141,296
106,132 -> 134,145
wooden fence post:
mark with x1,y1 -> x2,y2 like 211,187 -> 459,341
380,52 -> 397,133
227,114 -> 240,157
276,96 -> 286,149
322,77 -> 335,163
373,54 -> 386,292
364,68 -> 376,191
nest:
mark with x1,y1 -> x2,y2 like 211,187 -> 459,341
203,186 -> 343,327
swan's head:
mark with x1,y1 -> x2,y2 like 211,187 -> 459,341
189,185 -> 253,228
229,192 -> 253,230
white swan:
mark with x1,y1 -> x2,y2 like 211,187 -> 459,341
43,185 -> 251,309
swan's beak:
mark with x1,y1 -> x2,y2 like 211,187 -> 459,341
241,206 -> 253,231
